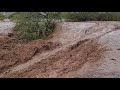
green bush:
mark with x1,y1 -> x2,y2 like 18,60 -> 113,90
97,12 -> 120,21
12,12 -> 59,41
0,13 -> 5,20
60,12 -> 120,21
9,12 -> 42,23
60,12 -> 99,21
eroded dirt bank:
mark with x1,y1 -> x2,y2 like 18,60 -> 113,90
1,21 -> 120,78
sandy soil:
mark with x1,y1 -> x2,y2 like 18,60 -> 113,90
1,21 -> 120,78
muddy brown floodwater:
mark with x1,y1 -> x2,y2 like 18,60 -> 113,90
1,21 -> 120,78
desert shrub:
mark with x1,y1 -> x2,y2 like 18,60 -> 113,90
12,12 -> 60,41
60,12 -> 99,21
60,12 -> 120,21
0,13 -> 5,20
97,12 -> 120,21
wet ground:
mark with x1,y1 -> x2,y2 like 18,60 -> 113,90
1,21 -> 120,78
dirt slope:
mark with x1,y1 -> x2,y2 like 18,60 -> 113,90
1,21 -> 120,78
